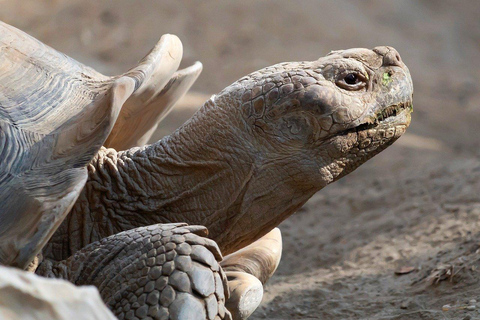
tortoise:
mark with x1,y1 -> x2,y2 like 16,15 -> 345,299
0,20 -> 413,320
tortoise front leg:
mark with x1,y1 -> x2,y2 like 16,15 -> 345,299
37,224 -> 281,320
38,223 -> 231,320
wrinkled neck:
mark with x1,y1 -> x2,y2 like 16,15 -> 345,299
112,98 -> 317,254
51,97 -> 317,260
116,98 -> 254,218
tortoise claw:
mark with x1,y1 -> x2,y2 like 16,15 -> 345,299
225,271 -> 263,320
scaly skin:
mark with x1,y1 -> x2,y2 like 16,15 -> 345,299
39,46 -> 413,319
38,224 -> 232,320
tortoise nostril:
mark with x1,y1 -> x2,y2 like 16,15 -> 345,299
384,49 -> 403,67
373,47 -> 403,67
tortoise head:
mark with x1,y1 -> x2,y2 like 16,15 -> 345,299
215,46 -> 413,189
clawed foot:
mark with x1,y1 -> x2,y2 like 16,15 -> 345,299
37,225 -> 282,320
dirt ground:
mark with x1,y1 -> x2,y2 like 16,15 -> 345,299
2,1 -> 480,319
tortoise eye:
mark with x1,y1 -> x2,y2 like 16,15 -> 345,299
344,73 -> 358,85
336,72 -> 367,91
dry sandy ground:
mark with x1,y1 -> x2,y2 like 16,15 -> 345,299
2,1 -> 480,319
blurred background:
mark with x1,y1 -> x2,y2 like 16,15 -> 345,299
3,1 -> 480,319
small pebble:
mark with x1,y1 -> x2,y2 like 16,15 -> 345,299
442,304 -> 451,311
468,299 -> 476,305
466,305 -> 476,311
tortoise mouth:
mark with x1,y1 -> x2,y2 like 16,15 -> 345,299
340,101 -> 412,135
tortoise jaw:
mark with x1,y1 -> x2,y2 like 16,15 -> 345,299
375,102 -> 413,124
339,101 -> 412,136
364,102 -> 412,128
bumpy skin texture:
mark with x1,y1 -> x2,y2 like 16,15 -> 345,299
40,46 -> 413,319
39,224 -> 231,320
